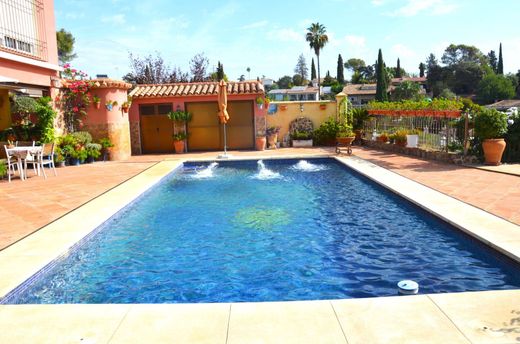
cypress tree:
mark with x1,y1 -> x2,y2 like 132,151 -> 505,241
419,62 -> 425,77
396,58 -> 402,78
375,49 -> 388,101
311,58 -> 317,81
337,54 -> 345,84
216,61 -> 224,81
497,43 -> 504,75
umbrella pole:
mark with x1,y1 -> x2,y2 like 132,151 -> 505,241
223,123 -> 227,155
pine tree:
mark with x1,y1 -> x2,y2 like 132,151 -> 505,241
311,58 -> 317,81
337,54 -> 345,84
396,58 -> 402,78
497,43 -> 504,75
419,62 -> 425,77
375,49 -> 388,101
294,54 -> 309,81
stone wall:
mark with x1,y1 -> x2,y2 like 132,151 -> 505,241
84,122 -> 131,161
362,139 -> 479,165
129,121 -> 141,155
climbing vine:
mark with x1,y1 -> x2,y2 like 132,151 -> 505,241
57,64 -> 93,132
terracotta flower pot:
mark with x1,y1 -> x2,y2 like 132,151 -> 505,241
174,140 -> 185,154
482,139 -> 506,166
255,137 -> 266,151
122,106 -> 129,113
280,105 -> 287,111
319,104 -> 327,110
94,102 -> 100,109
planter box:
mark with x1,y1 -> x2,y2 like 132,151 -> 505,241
292,139 -> 313,148
406,134 -> 419,148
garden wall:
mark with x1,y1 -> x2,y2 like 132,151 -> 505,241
266,100 -> 337,143
362,139 -> 478,165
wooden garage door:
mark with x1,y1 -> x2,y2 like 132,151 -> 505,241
140,103 -> 174,153
186,102 -> 220,151
226,101 -> 254,150
186,101 -> 254,151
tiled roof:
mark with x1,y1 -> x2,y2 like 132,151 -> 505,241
343,83 -> 397,96
486,99 -> 520,110
391,77 -> 427,84
129,81 -> 264,99
61,78 -> 132,90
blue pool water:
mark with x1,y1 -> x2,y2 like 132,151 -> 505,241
8,158 -> 520,303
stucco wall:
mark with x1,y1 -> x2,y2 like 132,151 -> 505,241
83,87 -> 131,160
266,101 -> 337,142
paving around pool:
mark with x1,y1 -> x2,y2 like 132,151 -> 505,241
1,148 -> 519,343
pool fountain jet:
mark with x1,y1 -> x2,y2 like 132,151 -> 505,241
291,160 -> 328,172
252,160 -> 281,180
192,162 -> 219,179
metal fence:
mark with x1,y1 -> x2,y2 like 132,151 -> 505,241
363,115 -> 467,152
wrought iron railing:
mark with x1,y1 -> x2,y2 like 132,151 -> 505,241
0,0 -> 48,60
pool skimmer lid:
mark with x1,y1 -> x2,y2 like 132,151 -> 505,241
398,280 -> 419,295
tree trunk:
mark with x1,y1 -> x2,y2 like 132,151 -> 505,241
317,53 -> 321,100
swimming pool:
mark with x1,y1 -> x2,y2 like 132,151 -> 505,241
6,158 -> 520,303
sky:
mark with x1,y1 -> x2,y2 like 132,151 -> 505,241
55,0 -> 520,82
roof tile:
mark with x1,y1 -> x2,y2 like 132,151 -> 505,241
129,81 -> 264,99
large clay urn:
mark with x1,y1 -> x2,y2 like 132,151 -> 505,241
482,139 -> 506,166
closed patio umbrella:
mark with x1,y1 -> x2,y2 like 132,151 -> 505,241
217,80 -> 231,158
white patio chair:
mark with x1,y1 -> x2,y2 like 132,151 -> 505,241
3,145 -> 20,182
17,141 -> 38,176
35,143 -> 57,179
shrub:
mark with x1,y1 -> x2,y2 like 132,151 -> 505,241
35,97 -> 57,143
86,143 -> 102,159
71,131 -> 92,145
474,108 -> 508,140
313,117 -> 340,145
291,131 -> 312,140
12,96 -> 38,116
99,137 -> 114,149
0,159 -> 7,178
504,111 -> 520,162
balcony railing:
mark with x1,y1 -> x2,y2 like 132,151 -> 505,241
0,0 -> 48,60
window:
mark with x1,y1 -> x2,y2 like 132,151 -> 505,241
0,0 -> 47,59
139,104 -> 173,116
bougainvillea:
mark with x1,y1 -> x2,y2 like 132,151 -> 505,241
58,64 -> 93,132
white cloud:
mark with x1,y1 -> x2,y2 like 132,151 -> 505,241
392,43 -> 417,59
267,28 -> 303,43
389,0 -> 459,17
345,35 -> 366,48
241,20 -> 269,30
101,14 -> 126,25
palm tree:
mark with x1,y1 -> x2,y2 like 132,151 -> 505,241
306,23 -> 328,99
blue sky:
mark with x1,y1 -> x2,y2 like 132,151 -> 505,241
55,0 -> 520,81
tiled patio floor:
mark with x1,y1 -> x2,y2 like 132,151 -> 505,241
1,146 -> 519,251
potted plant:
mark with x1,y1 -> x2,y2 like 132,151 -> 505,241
54,149 -> 66,167
406,129 -> 421,148
172,132 -> 187,154
121,96 -> 132,113
279,104 -> 288,111
105,100 -> 118,111
255,131 -> 266,151
376,132 -> 389,143
99,137 -> 114,161
291,130 -> 313,147
256,97 -> 265,110
336,125 -> 355,146
319,102 -> 327,110
85,143 -> 102,163
474,108 -> 508,165
92,95 -> 101,109
0,160 -> 7,180
266,126 -> 281,149
392,129 -> 408,147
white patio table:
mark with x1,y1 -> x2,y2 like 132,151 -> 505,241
6,146 -> 43,181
